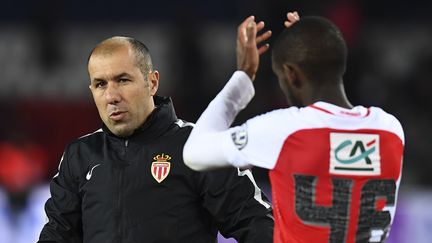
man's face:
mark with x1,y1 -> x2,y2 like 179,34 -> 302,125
88,45 -> 158,137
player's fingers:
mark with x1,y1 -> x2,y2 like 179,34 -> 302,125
239,15 -> 255,30
288,12 -> 299,22
238,16 -> 255,44
246,21 -> 257,45
285,11 -> 300,28
256,21 -> 265,33
258,44 -> 270,55
284,11 -> 299,28
256,30 -> 272,45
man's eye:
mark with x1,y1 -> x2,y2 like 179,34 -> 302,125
119,79 -> 130,83
95,82 -> 106,88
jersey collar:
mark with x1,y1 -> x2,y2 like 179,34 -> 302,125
308,101 -> 370,118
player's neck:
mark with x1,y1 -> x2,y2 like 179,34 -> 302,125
307,83 -> 353,109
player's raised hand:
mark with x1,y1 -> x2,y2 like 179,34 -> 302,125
237,16 -> 272,81
284,11 -> 300,28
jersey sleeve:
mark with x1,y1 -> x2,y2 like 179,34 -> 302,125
224,109 -> 295,169
38,145 -> 83,243
183,71 -> 255,170
183,71 -> 296,170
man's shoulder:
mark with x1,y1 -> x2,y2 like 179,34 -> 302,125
66,128 -> 104,149
369,106 -> 400,121
174,119 -> 194,129
171,119 -> 194,135
245,107 -> 301,134
368,106 -> 404,142
78,128 -> 104,139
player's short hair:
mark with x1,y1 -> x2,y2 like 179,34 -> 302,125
88,36 -> 153,76
272,16 -> 347,85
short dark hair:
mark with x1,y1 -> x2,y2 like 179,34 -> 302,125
88,36 -> 153,75
272,16 -> 347,85
125,37 -> 153,74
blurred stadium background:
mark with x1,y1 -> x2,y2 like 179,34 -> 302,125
0,0 -> 431,242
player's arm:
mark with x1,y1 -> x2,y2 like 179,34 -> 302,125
183,13 -> 298,171
38,146 -> 83,243
183,15 -> 270,171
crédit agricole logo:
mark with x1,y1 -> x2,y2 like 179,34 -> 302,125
330,133 -> 381,176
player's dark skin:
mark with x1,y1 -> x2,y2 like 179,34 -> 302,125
271,61 -> 353,109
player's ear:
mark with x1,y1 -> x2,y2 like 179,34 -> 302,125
148,70 -> 159,96
282,63 -> 302,89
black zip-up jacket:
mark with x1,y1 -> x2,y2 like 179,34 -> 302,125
38,96 -> 273,243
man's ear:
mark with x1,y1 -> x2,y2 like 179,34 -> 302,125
148,70 -> 159,96
88,83 -> 95,94
282,63 -> 302,89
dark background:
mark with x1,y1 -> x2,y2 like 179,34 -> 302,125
0,0 -> 431,241
1,0 -> 430,185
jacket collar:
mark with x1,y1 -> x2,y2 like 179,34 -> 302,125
102,96 -> 178,142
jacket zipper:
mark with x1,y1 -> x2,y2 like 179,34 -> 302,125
117,169 -> 124,241
121,139 -> 129,157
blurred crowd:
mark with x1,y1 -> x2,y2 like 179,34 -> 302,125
1,0 -> 431,242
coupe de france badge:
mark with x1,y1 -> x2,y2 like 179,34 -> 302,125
330,133 -> 381,176
151,153 -> 171,183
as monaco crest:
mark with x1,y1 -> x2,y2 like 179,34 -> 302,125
151,153 -> 171,183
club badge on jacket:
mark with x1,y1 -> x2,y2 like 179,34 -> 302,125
151,153 -> 171,183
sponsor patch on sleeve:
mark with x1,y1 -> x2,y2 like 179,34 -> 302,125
231,124 -> 248,150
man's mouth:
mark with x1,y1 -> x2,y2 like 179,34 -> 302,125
109,111 -> 127,122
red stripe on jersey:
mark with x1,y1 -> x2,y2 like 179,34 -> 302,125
309,105 -> 334,114
309,105 -> 371,118
365,108 -> 371,117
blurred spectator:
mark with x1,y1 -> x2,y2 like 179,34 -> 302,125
0,140 -> 50,243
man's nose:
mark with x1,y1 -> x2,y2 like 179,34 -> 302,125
105,83 -> 122,104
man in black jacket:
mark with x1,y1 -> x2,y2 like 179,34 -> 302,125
38,35 -> 273,243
